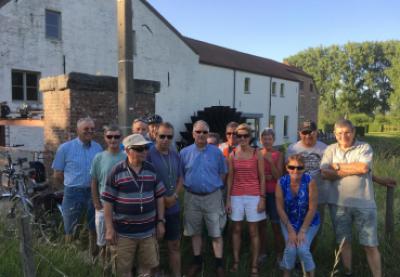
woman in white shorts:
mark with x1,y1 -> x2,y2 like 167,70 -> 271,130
225,123 -> 266,277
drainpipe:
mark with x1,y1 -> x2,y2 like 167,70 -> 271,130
268,77 -> 272,126
233,70 -> 236,108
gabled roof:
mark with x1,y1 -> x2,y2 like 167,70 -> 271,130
183,37 -> 301,82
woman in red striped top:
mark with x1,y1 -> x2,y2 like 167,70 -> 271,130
226,123 -> 266,277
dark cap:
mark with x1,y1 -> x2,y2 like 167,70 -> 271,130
299,120 -> 317,132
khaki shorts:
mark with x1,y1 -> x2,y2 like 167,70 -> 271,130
183,189 -> 226,238
115,235 -> 159,276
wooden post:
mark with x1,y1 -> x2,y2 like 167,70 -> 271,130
385,187 -> 394,239
18,215 -> 36,277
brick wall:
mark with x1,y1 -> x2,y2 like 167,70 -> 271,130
294,74 -> 319,127
40,72 -> 159,187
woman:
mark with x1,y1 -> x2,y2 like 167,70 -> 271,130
275,154 -> 319,277
258,128 -> 284,265
225,123 -> 266,277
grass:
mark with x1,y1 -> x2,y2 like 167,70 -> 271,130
0,132 -> 399,276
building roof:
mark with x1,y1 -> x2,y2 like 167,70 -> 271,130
0,0 -> 11,9
183,37 -> 303,82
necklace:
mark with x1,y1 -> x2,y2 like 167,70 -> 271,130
127,164 -> 144,213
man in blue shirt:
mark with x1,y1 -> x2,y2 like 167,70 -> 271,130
180,120 -> 227,277
147,122 -> 183,277
52,117 -> 102,255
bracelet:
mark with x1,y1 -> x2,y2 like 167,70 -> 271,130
157,218 -> 166,224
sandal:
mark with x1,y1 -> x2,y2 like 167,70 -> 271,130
250,266 -> 259,277
229,261 -> 239,273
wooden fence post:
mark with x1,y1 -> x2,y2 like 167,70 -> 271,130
385,187 -> 394,239
18,215 -> 36,277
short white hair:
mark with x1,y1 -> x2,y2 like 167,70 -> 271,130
192,120 -> 210,132
77,117 -> 95,128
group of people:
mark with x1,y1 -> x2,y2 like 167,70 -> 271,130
52,115 -> 396,277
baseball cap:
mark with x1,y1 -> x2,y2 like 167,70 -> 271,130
299,120 -> 317,132
122,134 -> 150,148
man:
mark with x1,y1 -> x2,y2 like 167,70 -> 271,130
147,114 -> 163,142
90,125 -> 126,273
132,118 -> 149,137
286,120 -> 328,224
147,122 -> 183,277
219,121 -> 238,158
321,119 -> 381,277
103,134 -> 166,277
180,120 -> 228,277
207,132 -> 220,146
52,117 -> 102,255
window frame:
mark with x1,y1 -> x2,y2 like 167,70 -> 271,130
45,9 -> 62,40
244,77 -> 250,94
283,115 -> 289,138
11,70 -> 41,103
271,82 -> 277,96
269,115 -> 276,131
280,83 -> 285,97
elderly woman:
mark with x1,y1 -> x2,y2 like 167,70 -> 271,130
225,123 -> 265,277
258,128 -> 284,265
276,154 -> 320,277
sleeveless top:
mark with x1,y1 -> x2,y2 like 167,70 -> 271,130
262,149 -> 281,193
279,173 -> 320,232
231,149 -> 260,196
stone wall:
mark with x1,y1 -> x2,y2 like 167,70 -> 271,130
40,72 -> 159,186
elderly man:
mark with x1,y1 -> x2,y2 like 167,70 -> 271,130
52,117 -> 102,253
131,118 -> 149,137
147,122 -> 183,277
103,134 -> 166,277
219,121 -> 239,158
147,114 -> 163,142
90,125 -> 126,272
180,120 -> 228,277
321,119 -> 381,277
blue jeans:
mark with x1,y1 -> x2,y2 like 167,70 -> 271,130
280,222 -> 319,272
62,186 -> 95,234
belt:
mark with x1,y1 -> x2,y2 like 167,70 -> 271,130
186,187 -> 221,196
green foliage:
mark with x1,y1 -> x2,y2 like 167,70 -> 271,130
349,113 -> 372,126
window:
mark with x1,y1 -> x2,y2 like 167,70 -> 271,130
45,10 -> 61,40
269,115 -> 276,130
12,70 -> 40,102
271,82 -> 276,96
309,83 -> 314,92
299,81 -> 304,90
283,116 -> 289,137
280,83 -> 285,97
244,77 -> 250,94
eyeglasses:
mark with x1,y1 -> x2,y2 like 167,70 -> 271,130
194,130 -> 209,135
128,145 -> 149,153
236,133 -> 250,139
226,132 -> 236,136
106,135 -> 121,140
158,134 -> 173,140
300,130 -> 313,135
287,165 -> 305,171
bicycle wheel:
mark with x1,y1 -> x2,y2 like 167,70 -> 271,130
34,196 -> 63,243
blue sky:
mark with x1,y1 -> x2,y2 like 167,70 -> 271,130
147,0 -> 400,62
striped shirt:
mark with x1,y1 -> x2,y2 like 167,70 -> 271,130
231,150 -> 260,196
52,138 -> 103,187
102,159 -> 166,239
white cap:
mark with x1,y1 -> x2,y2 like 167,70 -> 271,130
122,134 -> 150,148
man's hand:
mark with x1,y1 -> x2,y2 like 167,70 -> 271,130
105,226 -> 117,245
156,222 -> 165,240
164,195 -> 177,209
257,197 -> 266,213
225,199 -> 232,214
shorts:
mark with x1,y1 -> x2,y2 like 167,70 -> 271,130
115,235 -> 159,275
329,204 -> 378,246
183,189 -> 226,238
165,212 -> 181,241
95,209 -> 106,246
266,193 -> 279,223
230,195 -> 267,222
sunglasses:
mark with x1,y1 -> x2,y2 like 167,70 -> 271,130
194,130 -> 209,135
301,130 -> 313,135
236,133 -> 250,139
287,165 -> 305,171
158,134 -> 173,140
106,135 -> 121,140
128,145 -> 149,152
226,132 -> 236,136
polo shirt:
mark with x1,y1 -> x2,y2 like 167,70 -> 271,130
102,159 -> 166,239
52,138 -> 102,187
320,140 -> 376,209
180,144 -> 227,194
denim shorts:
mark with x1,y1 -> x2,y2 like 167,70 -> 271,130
62,186 -> 95,234
329,204 -> 378,246
266,193 -> 279,223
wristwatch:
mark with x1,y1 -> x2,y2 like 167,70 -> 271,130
333,163 -> 340,171
157,218 -> 166,224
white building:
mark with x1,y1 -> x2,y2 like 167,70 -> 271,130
0,0 -> 304,149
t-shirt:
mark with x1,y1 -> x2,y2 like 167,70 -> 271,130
320,141 -> 376,209
90,150 -> 126,203
286,140 -> 328,204
102,160 -> 166,239
147,146 -> 182,214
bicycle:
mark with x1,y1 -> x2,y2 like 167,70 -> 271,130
0,146 -> 64,244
